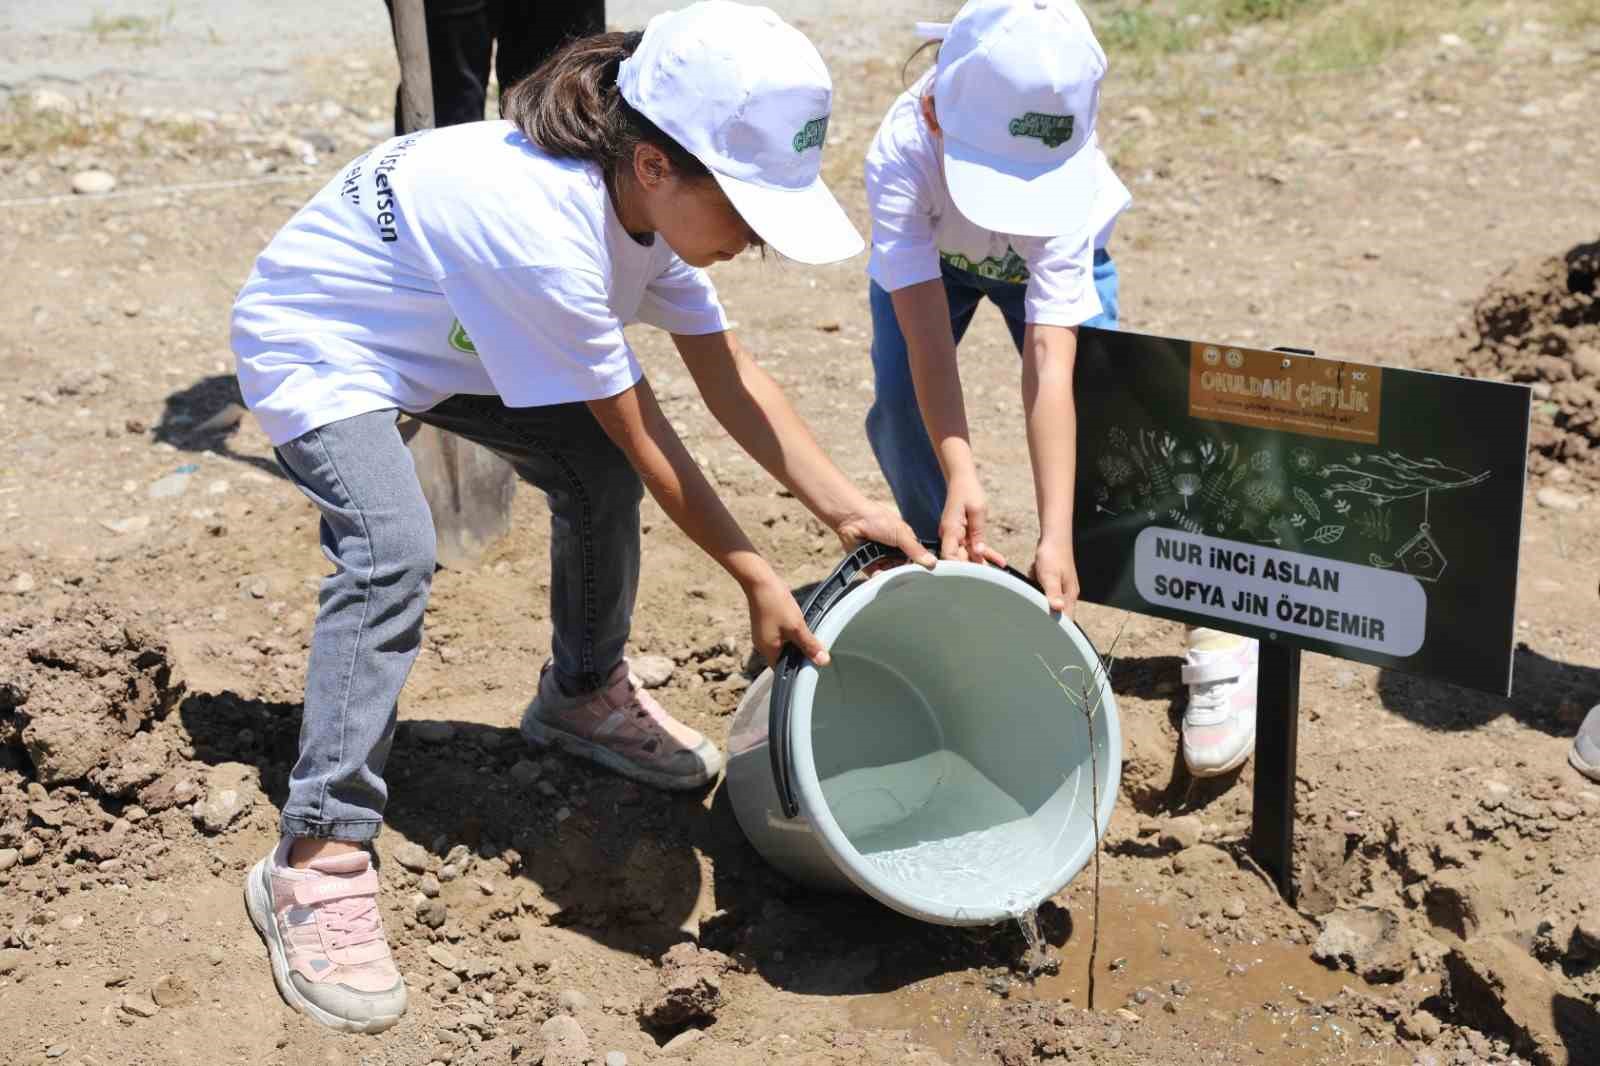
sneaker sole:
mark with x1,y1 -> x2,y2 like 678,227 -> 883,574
520,715 -> 723,792
243,859 -> 405,1035
1571,745 -> 1600,784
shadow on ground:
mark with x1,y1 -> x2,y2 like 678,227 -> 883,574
177,688 -> 1059,1001
155,373 -> 283,480
1377,643 -> 1600,738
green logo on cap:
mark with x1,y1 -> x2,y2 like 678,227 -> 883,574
793,116 -> 830,153
1008,112 -> 1076,149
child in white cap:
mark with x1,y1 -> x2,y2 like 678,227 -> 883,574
231,2 -> 931,1033
862,0 -> 1259,781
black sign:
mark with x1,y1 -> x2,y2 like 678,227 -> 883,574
1073,328 -> 1530,696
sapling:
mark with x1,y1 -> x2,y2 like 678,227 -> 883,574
1037,618 -> 1126,1010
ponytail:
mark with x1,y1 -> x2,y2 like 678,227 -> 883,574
503,31 -> 710,182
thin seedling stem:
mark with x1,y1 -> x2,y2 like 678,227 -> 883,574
1039,618 -> 1127,1012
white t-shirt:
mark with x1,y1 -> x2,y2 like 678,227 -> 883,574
231,121 -> 729,446
864,72 -> 1132,328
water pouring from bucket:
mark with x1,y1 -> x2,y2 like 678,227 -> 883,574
726,542 -> 1121,928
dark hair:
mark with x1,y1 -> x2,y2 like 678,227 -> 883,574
902,39 -> 940,90
503,31 -> 710,183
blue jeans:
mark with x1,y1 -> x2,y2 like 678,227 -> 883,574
272,396 -> 641,841
865,249 -> 1120,539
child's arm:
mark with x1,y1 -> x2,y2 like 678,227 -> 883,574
671,329 -> 936,567
586,379 -> 832,668
889,281 -> 1007,566
1020,322 -> 1080,615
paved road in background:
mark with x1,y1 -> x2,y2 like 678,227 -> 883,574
1,0 -> 933,110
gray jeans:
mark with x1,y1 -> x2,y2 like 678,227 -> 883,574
273,396 -> 642,842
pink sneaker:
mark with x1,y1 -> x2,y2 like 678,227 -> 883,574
1181,628 -> 1259,777
244,839 -> 407,1034
521,660 -> 724,790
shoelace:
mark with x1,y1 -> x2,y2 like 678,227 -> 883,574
1185,680 -> 1234,728
318,894 -> 384,951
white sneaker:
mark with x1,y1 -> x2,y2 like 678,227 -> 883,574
1181,628 -> 1258,777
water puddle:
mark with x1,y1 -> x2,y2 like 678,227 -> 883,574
849,887 -> 1411,1064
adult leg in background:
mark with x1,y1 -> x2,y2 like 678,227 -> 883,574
385,0 -> 495,133
491,0 -> 607,109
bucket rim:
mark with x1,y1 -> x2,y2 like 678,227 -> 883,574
785,559 -> 1122,925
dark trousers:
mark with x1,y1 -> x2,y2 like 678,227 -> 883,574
386,0 -> 607,132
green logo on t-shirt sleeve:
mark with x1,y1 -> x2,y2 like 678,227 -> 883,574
448,319 -> 477,355
793,116 -> 830,153
1008,112 -> 1076,149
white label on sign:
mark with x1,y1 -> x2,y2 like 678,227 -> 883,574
1133,527 -> 1426,657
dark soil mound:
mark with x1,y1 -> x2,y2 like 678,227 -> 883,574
1457,240 -> 1600,475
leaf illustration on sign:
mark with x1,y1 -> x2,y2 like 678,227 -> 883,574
1293,487 -> 1322,523
1318,452 -> 1490,506
1308,524 -> 1346,545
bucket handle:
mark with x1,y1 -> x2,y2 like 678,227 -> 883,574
768,540 -> 1039,819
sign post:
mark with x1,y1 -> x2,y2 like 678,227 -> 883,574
1072,328 -> 1531,902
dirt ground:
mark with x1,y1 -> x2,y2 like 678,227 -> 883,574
3,2 -> 1600,1065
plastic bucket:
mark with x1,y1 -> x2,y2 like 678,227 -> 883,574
725,542 -> 1120,926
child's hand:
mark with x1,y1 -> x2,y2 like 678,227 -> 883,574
747,576 -> 830,669
1031,535 -> 1079,616
939,472 -> 1008,567
834,505 -> 938,570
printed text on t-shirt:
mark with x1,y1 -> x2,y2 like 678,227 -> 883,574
372,135 -> 423,244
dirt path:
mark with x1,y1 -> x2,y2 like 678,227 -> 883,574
3,2 -> 1600,1065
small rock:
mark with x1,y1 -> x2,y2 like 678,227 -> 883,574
1409,1008 -> 1443,1043
661,1029 -> 703,1055
20,838 -> 44,863
151,974 -> 197,1008
509,760 -> 541,789
393,841 -> 431,872
557,988 -> 590,1013
100,515 -> 151,536
541,1014 -> 591,1066
120,993 -> 160,1018
29,88 -> 73,112
439,863 -> 460,882
145,470 -> 190,499
0,848 -> 18,871
1159,815 -> 1204,851
10,573 -> 34,594
987,975 -> 1011,996
71,170 -> 117,196
416,898 -> 448,929
1115,1007 -> 1142,1024
194,787 -> 251,833
1170,979 -> 1191,997
427,944 -> 463,973
604,1053 -> 628,1066
631,655 -> 675,689
45,1045 -> 68,1059
1313,906 -> 1408,983
1223,897 -> 1247,920
0,949 -> 23,975
1535,486 -> 1582,512
411,721 -> 456,744
418,873 -> 441,898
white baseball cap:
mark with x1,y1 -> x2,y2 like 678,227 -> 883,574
617,1 -> 864,265
922,0 -> 1108,238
